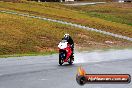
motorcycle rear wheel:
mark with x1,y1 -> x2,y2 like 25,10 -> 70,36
68,55 -> 74,65
68,59 -> 73,65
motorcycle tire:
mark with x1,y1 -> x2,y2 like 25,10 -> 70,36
68,55 -> 74,65
59,58 -> 63,65
59,53 -> 64,65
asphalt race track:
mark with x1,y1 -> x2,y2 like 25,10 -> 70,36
0,49 -> 132,88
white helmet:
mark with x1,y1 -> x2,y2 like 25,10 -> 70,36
64,34 -> 70,39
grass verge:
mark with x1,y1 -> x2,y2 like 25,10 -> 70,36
0,51 -> 57,58
0,1 -> 132,57
0,1 -> 132,37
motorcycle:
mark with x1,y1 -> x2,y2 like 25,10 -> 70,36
58,40 -> 74,65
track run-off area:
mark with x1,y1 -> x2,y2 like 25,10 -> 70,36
0,10 -> 132,42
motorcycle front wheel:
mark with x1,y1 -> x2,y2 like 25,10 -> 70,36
59,53 -> 65,65
59,58 -> 63,65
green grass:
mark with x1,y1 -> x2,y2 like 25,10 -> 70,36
0,1 -> 132,56
0,1 -> 132,37
76,45 -> 132,52
66,3 -> 132,37
0,51 -> 57,58
88,12 -> 132,26
68,3 -> 132,26
1,13 -> 131,56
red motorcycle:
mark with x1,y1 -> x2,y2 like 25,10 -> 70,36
58,40 -> 74,65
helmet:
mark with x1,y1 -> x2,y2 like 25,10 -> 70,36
64,34 -> 70,40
